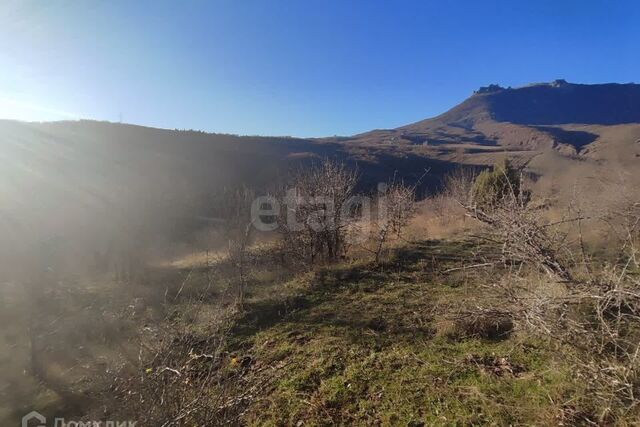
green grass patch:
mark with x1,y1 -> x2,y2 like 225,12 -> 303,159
222,240 -> 581,425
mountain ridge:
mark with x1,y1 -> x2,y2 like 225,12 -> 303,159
341,80 -> 640,159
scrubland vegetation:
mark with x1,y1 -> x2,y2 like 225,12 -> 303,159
3,157 -> 640,426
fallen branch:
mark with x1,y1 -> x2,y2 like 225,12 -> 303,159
442,262 -> 494,273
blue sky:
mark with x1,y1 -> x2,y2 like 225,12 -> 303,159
0,0 -> 638,137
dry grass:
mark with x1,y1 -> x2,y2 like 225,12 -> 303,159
409,196 -> 479,240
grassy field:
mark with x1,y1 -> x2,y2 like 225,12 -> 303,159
3,238 -> 621,425
185,240 -> 582,425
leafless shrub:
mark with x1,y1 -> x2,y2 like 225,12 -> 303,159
275,158 -> 360,264
507,266 -> 640,423
110,309 -> 245,425
373,178 -> 417,263
493,193 -> 640,423
106,252 -> 255,426
443,166 -> 640,421
442,166 -> 478,206
445,162 -> 574,282
600,183 -> 640,267
210,186 -> 257,308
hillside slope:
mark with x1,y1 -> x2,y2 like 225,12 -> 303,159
0,120 -> 457,275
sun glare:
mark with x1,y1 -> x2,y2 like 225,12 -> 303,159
0,97 -> 78,122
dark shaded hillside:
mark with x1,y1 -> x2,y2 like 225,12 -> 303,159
0,120 -> 324,275
0,119 -> 324,221
405,81 -> 640,130
479,81 -> 640,125
0,120 -> 456,277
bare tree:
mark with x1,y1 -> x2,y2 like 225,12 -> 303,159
374,178 -> 417,263
276,158 -> 360,263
